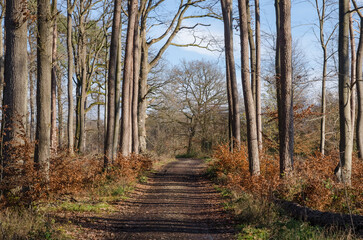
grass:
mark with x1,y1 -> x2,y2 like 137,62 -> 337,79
214,186 -> 357,239
54,202 -> 116,213
0,208 -> 68,240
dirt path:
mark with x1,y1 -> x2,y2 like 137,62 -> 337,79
62,158 -> 236,239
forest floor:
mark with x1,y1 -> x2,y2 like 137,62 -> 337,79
54,158 -> 236,239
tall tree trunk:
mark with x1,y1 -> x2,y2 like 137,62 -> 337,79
246,0 -> 256,102
105,0 -> 122,168
67,0 -> 75,155
255,0 -> 262,150
138,40 -> 148,153
77,7 -> 87,154
220,0 -> 241,148
356,18 -> 363,159
320,49 -> 327,155
50,0 -> 58,154
349,11 -> 356,140
57,72 -> 63,149
35,0 -> 52,180
238,0 -> 260,176
275,0 -> 282,132
278,0 -> 294,176
335,0 -> 353,184
2,0 -> 28,166
112,26 -> 122,159
132,16 -> 140,154
121,0 -> 137,156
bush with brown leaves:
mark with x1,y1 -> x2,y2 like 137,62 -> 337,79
211,144 -> 363,214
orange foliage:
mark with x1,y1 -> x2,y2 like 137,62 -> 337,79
0,142 -> 152,207
211,144 -> 363,215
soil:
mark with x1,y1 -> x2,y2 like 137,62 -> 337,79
57,158 -> 236,239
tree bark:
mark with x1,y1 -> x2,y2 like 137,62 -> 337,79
349,11 -> 356,141
112,25 -> 122,160
121,0 -> 138,156
50,0 -> 58,154
220,0 -> 241,148
2,0 -> 28,165
356,18 -> 363,159
278,0 -> 294,176
35,0 -> 52,180
105,0 -> 122,168
132,15 -> 140,154
335,0 -> 353,184
67,0 -> 75,155
238,0 -> 260,175
255,0 -> 262,150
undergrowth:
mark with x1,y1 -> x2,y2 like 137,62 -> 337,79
0,143 -> 153,239
209,144 -> 362,239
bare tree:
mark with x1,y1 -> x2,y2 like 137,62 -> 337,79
120,0 -> 138,155
220,0 -> 241,148
138,0 -> 220,153
2,0 -> 28,167
352,0 -> 363,160
311,0 -> 337,155
238,0 -> 260,175
51,0 -> 58,154
255,0 -> 262,150
67,0 -> 76,155
105,0 -> 122,167
335,0 -> 352,184
277,0 -> 294,176
35,0 -> 52,179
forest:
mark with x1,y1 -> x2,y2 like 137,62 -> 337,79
0,0 -> 362,239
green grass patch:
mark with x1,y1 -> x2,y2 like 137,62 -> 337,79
0,208 -> 68,240
53,202 -> 116,213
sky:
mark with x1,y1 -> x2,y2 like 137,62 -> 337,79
150,0 -> 345,102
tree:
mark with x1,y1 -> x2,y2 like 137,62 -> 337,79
2,0 -> 28,169
138,0 -> 219,153
277,0 -> 293,176
220,0 -> 241,148
51,0 -> 58,153
159,60 -> 227,155
311,0 -> 337,155
67,0 -> 76,155
104,0 -> 122,167
335,0 -> 353,184
238,0 -> 260,175
120,0 -> 138,155
255,0 -> 262,150
352,0 -> 363,160
35,0 -> 52,179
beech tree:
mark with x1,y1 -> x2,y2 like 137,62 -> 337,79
2,0 -> 28,166
352,0 -> 363,160
120,0 -> 138,155
104,0 -> 122,167
67,0 -> 76,155
238,0 -> 260,175
220,0 -> 241,148
335,0 -> 353,184
138,0 -> 219,153
35,0 -> 52,179
277,0 -> 294,176
311,0 -> 337,155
